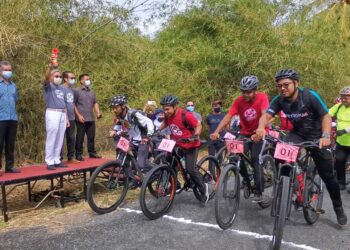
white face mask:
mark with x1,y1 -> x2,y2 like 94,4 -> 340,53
85,80 -> 91,87
53,77 -> 62,85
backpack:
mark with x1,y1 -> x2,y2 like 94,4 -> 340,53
127,109 -> 148,136
333,103 -> 343,119
181,109 -> 195,133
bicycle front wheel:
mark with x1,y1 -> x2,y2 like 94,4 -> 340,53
139,164 -> 176,220
259,154 -> 276,209
87,160 -> 129,214
214,163 -> 240,230
303,164 -> 324,225
270,175 -> 290,250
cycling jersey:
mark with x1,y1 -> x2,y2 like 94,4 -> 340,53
267,88 -> 328,139
329,103 -> 350,146
228,92 -> 269,135
164,107 -> 200,149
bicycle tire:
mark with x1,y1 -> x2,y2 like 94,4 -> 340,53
139,164 -> 176,220
193,155 -> 221,201
87,160 -> 129,214
258,154 -> 276,209
270,175 -> 290,250
214,163 -> 240,230
215,146 -> 229,167
303,164 -> 324,225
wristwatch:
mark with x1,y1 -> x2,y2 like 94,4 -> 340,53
322,132 -> 330,139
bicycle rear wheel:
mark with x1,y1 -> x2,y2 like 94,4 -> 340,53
139,164 -> 176,220
214,163 -> 240,230
194,155 -> 221,201
270,175 -> 290,250
303,165 -> 324,225
87,160 -> 129,214
258,155 -> 276,208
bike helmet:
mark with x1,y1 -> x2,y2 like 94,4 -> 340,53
340,86 -> 350,96
111,95 -> 127,106
160,95 -> 179,106
275,69 -> 300,82
240,75 -> 259,91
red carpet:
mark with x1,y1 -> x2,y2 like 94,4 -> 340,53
0,158 -> 112,185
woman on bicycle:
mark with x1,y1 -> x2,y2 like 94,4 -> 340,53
255,69 -> 347,226
158,95 -> 209,205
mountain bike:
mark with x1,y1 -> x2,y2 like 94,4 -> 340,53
214,136 -> 275,229
86,135 -> 156,214
269,138 -> 324,250
139,136 -> 221,220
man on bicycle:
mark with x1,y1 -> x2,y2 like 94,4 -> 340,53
109,95 -> 155,187
255,69 -> 347,225
159,95 -> 209,205
210,75 -> 270,203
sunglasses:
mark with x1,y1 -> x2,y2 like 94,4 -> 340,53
187,104 -> 194,107
276,82 -> 293,89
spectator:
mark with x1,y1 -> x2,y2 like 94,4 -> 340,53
186,101 -> 202,122
43,65 -> 69,170
143,100 -> 158,119
0,61 -> 21,175
206,100 -> 226,176
74,74 -> 102,161
61,71 -> 79,163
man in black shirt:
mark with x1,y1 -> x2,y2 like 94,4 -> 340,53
255,69 -> 347,226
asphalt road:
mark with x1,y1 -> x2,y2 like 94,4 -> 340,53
0,187 -> 349,250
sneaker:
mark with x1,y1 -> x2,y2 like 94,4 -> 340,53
339,183 -> 346,191
55,163 -> 68,168
68,158 -> 80,163
5,167 -> 21,173
89,153 -> 102,159
334,206 -> 348,225
76,155 -> 85,161
252,194 -> 263,203
200,183 -> 209,206
47,165 -> 56,170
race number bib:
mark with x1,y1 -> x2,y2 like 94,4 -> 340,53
116,137 -> 130,153
158,139 -> 176,152
226,140 -> 244,154
268,130 -> 280,139
224,132 -> 236,140
274,143 -> 299,162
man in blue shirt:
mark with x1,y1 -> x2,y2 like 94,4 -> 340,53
0,61 -> 21,175
206,100 -> 225,176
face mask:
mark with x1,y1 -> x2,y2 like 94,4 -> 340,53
53,77 -> 62,85
187,106 -> 194,112
214,107 -> 221,113
69,79 -> 75,85
85,80 -> 91,87
2,71 -> 12,80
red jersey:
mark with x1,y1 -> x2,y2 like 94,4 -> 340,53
165,108 -> 200,149
279,111 -> 293,131
228,92 -> 269,135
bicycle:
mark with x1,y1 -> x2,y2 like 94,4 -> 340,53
269,137 -> 324,250
139,136 -> 221,220
214,136 -> 276,229
86,134 -> 156,214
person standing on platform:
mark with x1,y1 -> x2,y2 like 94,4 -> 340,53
74,74 -> 102,161
43,62 -> 69,170
0,61 -> 21,175
61,71 -> 79,163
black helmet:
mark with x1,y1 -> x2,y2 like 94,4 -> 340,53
240,75 -> 259,91
275,69 -> 299,82
111,95 -> 127,106
160,95 -> 179,106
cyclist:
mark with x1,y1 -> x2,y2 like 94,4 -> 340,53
210,75 -> 270,203
329,86 -> 350,190
159,95 -> 209,205
255,69 -> 347,225
109,95 -> 155,187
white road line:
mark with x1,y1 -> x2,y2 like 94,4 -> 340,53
120,207 -> 322,250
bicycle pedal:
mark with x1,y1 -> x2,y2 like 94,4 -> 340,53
316,208 -> 325,214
